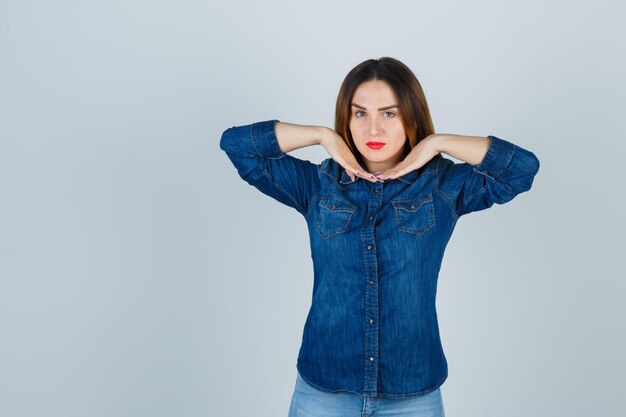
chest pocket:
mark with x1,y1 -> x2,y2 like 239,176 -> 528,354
391,193 -> 436,236
316,196 -> 356,239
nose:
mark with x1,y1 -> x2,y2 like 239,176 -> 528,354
369,119 -> 379,136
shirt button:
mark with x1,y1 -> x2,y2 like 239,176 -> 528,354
331,204 -> 336,210
369,356 -> 374,361
367,245 -> 372,250
369,280 -> 375,285
369,216 -> 373,220
375,189 -> 380,193
411,204 -> 416,209
369,319 -> 374,324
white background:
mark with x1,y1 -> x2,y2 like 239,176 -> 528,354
1,1 -> 624,416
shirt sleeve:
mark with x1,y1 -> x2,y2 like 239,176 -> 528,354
219,119 -> 321,217
435,135 -> 540,218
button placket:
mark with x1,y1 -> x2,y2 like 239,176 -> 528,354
361,181 -> 383,394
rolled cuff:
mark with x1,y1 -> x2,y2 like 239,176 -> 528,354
251,119 -> 285,159
473,135 -> 516,177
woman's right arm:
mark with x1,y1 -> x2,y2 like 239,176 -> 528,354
219,119 -> 325,217
220,119 -> 378,216
275,121 -> 378,183
273,121 -> 326,153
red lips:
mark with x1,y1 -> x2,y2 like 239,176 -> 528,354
366,142 -> 385,149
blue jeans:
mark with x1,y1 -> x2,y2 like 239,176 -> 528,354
288,371 -> 446,417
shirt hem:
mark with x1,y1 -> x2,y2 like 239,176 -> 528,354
296,363 -> 448,398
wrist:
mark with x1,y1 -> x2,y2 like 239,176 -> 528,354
426,134 -> 448,154
317,126 -> 333,146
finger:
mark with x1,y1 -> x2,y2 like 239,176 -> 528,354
345,165 -> 360,178
356,170 -> 378,183
379,165 -> 407,180
355,165 -> 380,183
344,166 -> 361,183
385,163 -> 420,180
349,165 -> 377,183
358,169 -> 379,183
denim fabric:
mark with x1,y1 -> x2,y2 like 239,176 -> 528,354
220,119 -> 540,397
288,370 -> 445,416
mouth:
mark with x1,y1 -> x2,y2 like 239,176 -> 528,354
366,142 -> 386,149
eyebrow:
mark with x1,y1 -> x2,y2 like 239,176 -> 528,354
351,103 -> 399,111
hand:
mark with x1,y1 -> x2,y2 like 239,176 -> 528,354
377,135 -> 441,181
320,129 -> 379,183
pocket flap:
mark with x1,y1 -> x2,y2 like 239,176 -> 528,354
391,194 -> 433,212
319,197 -> 356,213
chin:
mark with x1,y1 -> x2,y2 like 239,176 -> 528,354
362,149 -> 391,158
366,155 -> 388,162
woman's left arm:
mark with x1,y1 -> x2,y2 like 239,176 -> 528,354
376,132 -> 540,217
433,134 -> 541,217
430,134 -> 491,165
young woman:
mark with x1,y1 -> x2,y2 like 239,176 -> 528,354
220,57 -> 540,417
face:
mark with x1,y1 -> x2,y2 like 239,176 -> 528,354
349,79 -> 407,172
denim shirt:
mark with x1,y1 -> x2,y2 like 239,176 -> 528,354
219,119 -> 540,398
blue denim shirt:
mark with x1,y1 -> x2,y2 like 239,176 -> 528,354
219,119 -> 540,398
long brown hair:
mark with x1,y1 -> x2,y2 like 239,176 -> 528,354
334,57 -> 436,167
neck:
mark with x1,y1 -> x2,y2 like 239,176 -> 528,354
364,161 -> 392,174
363,155 -> 404,174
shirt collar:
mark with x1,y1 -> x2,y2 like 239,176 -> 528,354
322,156 -> 439,189
339,164 -> 421,185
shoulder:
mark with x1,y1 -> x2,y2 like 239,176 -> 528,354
320,157 -> 341,178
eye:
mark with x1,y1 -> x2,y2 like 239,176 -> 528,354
355,111 -> 365,117
383,111 -> 395,117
